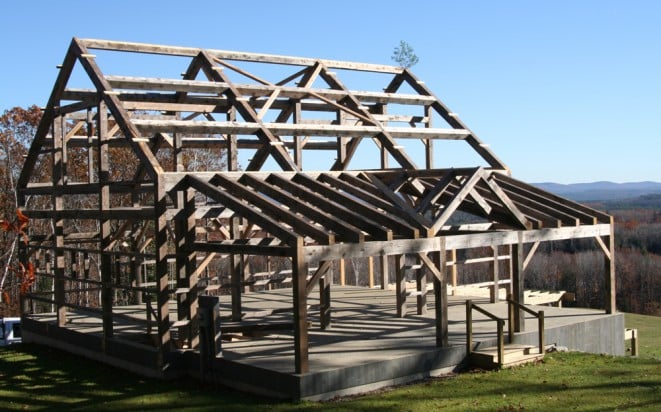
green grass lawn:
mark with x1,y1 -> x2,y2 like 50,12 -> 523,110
0,313 -> 659,411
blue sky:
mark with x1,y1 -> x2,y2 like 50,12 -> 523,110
1,0 -> 659,183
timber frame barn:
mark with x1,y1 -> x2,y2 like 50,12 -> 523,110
18,38 -> 616,394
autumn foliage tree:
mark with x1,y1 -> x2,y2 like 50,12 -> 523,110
0,106 -> 41,315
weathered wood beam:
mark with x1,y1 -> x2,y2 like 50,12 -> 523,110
197,51 -> 299,172
361,172 -> 431,232
480,174 -> 531,230
131,119 -> 469,140
192,240 -> 290,256
320,67 -> 421,171
210,174 -> 335,245
246,62 -> 323,171
320,173 -> 428,231
18,42 -> 78,189
80,38 -> 402,73
70,38 -> 163,179
292,173 -> 419,238
292,238 -> 309,374
20,181 -> 154,196
429,168 -> 484,235
399,69 -> 509,171
604,217 -> 616,314
304,224 -> 612,263
493,173 -> 609,223
240,174 -> 364,243
105,75 -> 437,106
23,208 -> 154,220
266,173 -> 393,240
305,260 -> 333,295
177,175 -> 298,244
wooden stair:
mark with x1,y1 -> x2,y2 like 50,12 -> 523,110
469,344 -> 544,369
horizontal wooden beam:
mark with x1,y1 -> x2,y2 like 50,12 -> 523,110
132,119 -> 470,140
304,224 -> 612,263
192,240 -> 291,257
105,75 -> 437,106
22,207 -> 154,220
20,181 -> 154,196
80,38 -> 402,73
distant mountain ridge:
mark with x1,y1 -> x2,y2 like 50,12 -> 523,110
532,181 -> 661,201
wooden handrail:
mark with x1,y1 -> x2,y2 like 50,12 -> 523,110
466,299 -> 505,368
507,293 -> 545,355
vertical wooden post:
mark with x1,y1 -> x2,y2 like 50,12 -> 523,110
338,258 -> 345,286
508,244 -> 514,296
379,254 -> 388,290
512,237 -> 525,332
490,245 -> 500,303
449,249 -> 457,295
293,102 -> 303,168
424,105 -> 433,169
53,114 -> 66,327
227,107 -> 238,171
434,239 -> 448,347
175,189 -> 199,348
97,103 -> 112,339
416,255 -> 427,315
319,265 -> 331,329
395,254 -> 407,317
605,216 -> 616,314
367,256 -> 374,288
154,177 -> 172,358
292,237 -> 309,373
230,217 -> 243,321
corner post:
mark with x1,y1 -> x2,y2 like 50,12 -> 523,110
605,216 -> 616,314
434,238 -> 448,347
97,102 -> 112,339
53,114 -> 66,327
292,237 -> 309,373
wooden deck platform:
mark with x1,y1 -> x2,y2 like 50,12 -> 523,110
22,285 -> 624,400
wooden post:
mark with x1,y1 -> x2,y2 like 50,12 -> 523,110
230,217 -> 243,321
292,237 -> 309,373
338,258 -> 345,286
53,114 -> 66,327
450,249 -> 457,296
176,189 -> 199,348
155,177 -> 172,358
395,254 -> 407,317
367,256 -> 374,288
293,102 -> 303,168
319,271 -> 331,329
380,254 -> 388,290
512,237 -> 525,332
434,240 -> 448,347
97,103 -> 112,339
490,245 -> 500,303
605,216 -> 616,314
416,255 -> 427,315
424,105 -> 433,168
227,107 -> 238,171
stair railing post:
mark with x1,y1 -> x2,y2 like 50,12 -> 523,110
497,319 -> 504,368
466,300 -> 472,355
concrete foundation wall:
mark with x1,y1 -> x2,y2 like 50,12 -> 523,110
512,312 -> 625,355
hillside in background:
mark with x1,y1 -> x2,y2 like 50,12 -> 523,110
533,181 -> 661,202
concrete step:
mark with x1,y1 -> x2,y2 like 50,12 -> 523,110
469,344 -> 544,369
